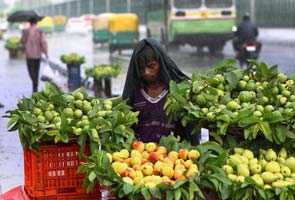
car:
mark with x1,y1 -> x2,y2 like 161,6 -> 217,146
0,18 -> 8,31
65,17 -> 88,34
80,14 -> 95,31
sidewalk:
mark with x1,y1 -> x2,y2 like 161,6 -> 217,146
259,28 -> 295,45
0,38 -> 70,194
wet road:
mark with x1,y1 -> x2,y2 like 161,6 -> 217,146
0,28 -> 295,193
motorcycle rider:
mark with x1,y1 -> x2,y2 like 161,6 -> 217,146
233,12 -> 260,57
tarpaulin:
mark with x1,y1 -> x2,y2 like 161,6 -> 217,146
0,186 -> 30,200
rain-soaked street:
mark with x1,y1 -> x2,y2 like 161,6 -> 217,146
0,27 -> 295,193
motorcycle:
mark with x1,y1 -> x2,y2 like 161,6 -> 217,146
236,41 -> 262,68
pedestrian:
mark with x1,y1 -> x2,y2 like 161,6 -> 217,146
21,17 -> 48,93
122,38 -> 199,144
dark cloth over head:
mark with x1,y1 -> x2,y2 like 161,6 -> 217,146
122,38 -> 189,104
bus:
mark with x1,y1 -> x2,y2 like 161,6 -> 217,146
145,0 -> 236,53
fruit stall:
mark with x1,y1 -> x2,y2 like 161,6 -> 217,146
4,37 -> 22,59
3,58 -> 295,200
85,62 -> 122,98
60,53 -> 86,91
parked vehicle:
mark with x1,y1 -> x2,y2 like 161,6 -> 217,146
108,13 -> 139,54
38,16 -> 54,33
53,15 -> 67,32
92,13 -> 114,44
66,17 -> 88,34
80,14 -> 95,31
0,18 -> 8,31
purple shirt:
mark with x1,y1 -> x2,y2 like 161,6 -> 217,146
132,88 -> 182,143
21,25 -> 48,59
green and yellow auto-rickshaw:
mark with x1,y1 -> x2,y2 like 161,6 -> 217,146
38,16 -> 54,33
53,15 -> 67,32
92,13 -> 114,44
108,13 -> 139,54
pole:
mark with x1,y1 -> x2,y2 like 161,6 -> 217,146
127,0 -> 131,13
106,0 -> 110,12
77,0 -> 81,17
67,1 -> 71,18
163,0 -> 168,47
250,0 -> 256,22
90,0 -> 94,14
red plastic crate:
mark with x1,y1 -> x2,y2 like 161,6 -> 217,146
24,142 -> 100,199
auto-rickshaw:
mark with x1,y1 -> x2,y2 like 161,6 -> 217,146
108,13 -> 139,54
38,16 -> 54,33
53,15 -> 67,32
92,13 -> 114,44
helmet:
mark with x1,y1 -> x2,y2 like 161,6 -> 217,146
243,12 -> 250,20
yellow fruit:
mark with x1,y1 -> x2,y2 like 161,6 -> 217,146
188,149 -> 200,160
168,151 -> 179,163
156,146 -> 167,155
145,182 -> 156,189
227,174 -> 237,182
123,177 -> 134,185
236,176 -> 245,183
112,152 -> 124,162
237,164 -> 250,177
261,172 -> 277,184
120,149 -> 130,159
265,161 -> 280,173
186,167 -> 199,177
130,150 -> 142,158
251,174 -> 264,187
130,156 -> 141,166
184,160 -> 193,169
153,161 -> 164,174
223,165 -> 234,174
162,167 -> 174,179
133,141 -> 145,152
178,149 -> 189,160
133,177 -> 144,185
242,149 -> 254,159
146,142 -> 157,153
142,164 -> 154,176
131,170 -> 143,179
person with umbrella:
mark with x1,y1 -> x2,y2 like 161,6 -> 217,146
21,17 -> 48,93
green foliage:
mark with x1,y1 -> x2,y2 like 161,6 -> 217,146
165,59 -> 295,146
3,82 -> 138,153
60,53 -> 86,65
5,37 -> 22,50
85,62 -> 122,80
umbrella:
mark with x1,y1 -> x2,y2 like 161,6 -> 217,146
7,10 -> 44,23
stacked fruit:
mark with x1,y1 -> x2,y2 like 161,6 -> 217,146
108,141 -> 200,189
60,53 -> 86,65
5,82 -> 138,152
223,147 -> 295,189
165,60 -> 295,144
85,62 -> 121,80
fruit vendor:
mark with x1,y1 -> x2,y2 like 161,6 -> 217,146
122,38 -> 198,144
